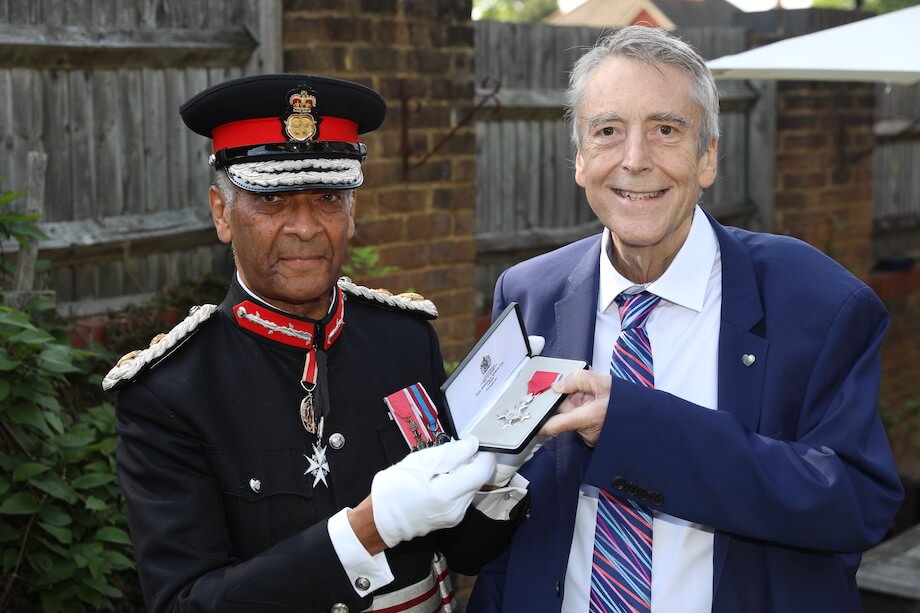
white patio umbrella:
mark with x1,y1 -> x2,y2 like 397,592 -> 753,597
706,5 -> 920,86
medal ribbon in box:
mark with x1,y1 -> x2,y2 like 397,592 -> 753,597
384,383 -> 448,451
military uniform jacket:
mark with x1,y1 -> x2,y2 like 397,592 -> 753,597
114,278 -> 520,613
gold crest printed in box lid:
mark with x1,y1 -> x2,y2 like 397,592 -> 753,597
180,74 -> 386,193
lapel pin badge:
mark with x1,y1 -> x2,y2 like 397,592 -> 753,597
741,354 -> 756,367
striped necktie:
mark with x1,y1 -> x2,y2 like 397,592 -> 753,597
589,289 -> 660,612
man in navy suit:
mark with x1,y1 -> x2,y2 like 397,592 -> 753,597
469,26 -> 903,612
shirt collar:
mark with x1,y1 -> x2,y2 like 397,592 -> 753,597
236,270 -> 337,317
598,205 -> 718,313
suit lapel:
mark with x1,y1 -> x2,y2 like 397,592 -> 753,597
708,214 -> 769,597
547,236 -> 601,539
550,235 -> 601,364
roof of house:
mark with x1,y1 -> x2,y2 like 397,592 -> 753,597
544,0 -> 742,30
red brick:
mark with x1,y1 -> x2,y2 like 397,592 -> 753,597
430,239 -> 476,264
407,213 -> 452,240
434,186 -> 475,210
782,172 -> 827,190
377,188 -> 432,213
379,243 -> 430,269
355,217 -> 404,244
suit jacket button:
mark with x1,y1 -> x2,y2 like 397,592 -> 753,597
625,482 -> 638,496
331,604 -> 349,613
612,476 -> 627,490
638,488 -> 650,501
651,492 -> 665,506
329,432 -> 346,450
554,580 -> 561,597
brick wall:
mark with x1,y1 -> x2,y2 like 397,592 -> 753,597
282,0 -> 476,362
773,79 -> 920,474
773,81 -> 875,278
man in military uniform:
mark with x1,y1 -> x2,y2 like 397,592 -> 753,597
105,74 -> 528,613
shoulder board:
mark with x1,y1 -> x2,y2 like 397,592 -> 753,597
102,304 -> 218,391
337,277 -> 438,320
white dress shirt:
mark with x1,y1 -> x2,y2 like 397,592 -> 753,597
562,206 -> 723,612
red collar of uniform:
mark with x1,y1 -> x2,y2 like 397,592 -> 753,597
232,287 -> 345,351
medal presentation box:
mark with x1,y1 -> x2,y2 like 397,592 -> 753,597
441,303 -> 587,453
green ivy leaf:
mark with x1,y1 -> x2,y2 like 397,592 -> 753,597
38,346 -> 80,374
95,526 -> 131,545
45,411 -> 65,434
0,476 -> 9,496
13,462 -> 51,482
84,497 -> 108,511
39,522 -> 73,544
0,491 -> 41,514
0,349 -> 18,371
53,432 -> 97,448
0,521 -> 17,542
7,403 -> 51,435
9,327 -> 55,345
100,550 -> 134,570
0,379 -> 10,401
76,581 -> 104,607
43,556 -> 77,583
72,473 -> 115,489
39,504 -> 72,527
34,391 -> 62,411
0,307 -> 33,329
30,474 -> 76,503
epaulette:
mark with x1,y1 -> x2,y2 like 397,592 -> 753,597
102,304 -> 218,391
337,277 -> 438,320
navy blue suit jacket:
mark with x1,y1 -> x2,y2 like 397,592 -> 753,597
469,215 -> 904,612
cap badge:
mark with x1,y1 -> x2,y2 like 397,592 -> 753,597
282,88 -> 320,143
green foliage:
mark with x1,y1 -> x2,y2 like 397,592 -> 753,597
0,302 -> 135,612
811,0 -> 920,12
0,178 -> 49,286
473,0 -> 558,22
342,245 -> 397,282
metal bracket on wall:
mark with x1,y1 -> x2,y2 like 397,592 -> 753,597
401,77 -> 502,180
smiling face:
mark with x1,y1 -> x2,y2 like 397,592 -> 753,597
209,184 -> 355,319
574,57 -> 718,280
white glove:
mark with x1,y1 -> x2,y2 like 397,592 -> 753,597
528,335 -> 545,356
371,437 -> 497,547
487,335 -> 549,487
488,435 -> 548,487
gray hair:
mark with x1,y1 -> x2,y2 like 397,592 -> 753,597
565,26 -> 720,156
212,169 -> 356,212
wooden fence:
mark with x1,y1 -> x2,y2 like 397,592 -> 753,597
874,83 -> 920,263
472,21 -> 774,312
0,0 -> 281,314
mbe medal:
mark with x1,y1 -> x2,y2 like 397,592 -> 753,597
498,370 -> 560,429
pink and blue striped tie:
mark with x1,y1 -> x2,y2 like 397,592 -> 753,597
589,290 -> 660,612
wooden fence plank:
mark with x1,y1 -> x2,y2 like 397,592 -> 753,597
41,70 -> 71,223
7,0 -> 39,24
0,70 -> 13,189
0,24 -> 257,69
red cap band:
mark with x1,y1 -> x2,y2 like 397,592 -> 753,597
211,116 -> 360,153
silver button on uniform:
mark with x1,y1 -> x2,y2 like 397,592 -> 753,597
329,432 -> 346,450
354,576 -> 371,590
249,478 -> 261,493
331,604 -> 349,613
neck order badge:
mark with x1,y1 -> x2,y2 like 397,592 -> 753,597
232,288 -> 346,488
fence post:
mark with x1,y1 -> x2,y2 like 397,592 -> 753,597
13,151 -> 48,293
